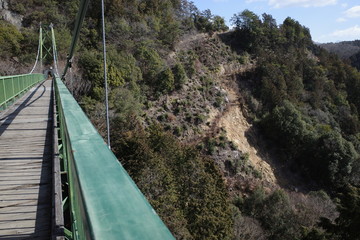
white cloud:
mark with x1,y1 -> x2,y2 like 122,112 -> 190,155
268,0 -> 337,8
334,6 -> 360,24
341,3 -> 348,8
336,17 -> 347,22
344,6 -> 360,18
331,25 -> 360,38
316,25 -> 360,42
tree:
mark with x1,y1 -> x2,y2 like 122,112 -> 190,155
231,10 -> 261,31
157,67 -> 175,93
109,88 -> 143,123
172,63 -> 187,89
262,101 -> 311,156
261,13 -> 278,46
194,9 -> 213,32
231,10 -> 262,50
213,15 -> 229,32
280,17 -> 311,48
107,65 -> 125,87
320,185 -> 360,239
262,13 -> 277,29
78,50 -> 103,99
135,45 -> 163,86
241,189 -> 302,240
313,131 -> 357,186
193,9 -> 228,33
335,185 -> 360,239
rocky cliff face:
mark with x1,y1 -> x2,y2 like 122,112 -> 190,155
0,0 -> 22,28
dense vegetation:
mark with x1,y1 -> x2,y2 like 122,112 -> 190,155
234,11 -> 360,187
112,123 -> 232,239
1,1 -> 360,239
227,9 -> 360,239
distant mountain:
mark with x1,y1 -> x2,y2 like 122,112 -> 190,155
320,40 -> 360,71
320,40 -> 360,59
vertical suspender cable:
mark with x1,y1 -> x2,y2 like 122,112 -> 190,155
30,25 -> 42,74
101,0 -> 111,149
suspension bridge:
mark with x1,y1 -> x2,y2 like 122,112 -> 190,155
0,1 -> 174,239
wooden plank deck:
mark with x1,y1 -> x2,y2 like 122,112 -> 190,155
0,80 -> 53,239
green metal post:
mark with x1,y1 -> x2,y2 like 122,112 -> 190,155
1,78 -> 6,109
11,77 -> 14,99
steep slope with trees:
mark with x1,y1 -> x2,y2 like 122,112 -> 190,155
226,10 -> 360,239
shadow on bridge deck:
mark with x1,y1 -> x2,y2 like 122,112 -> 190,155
0,80 -> 53,239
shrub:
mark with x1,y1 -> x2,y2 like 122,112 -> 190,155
157,67 -> 175,93
0,21 -> 23,57
173,63 -> 187,89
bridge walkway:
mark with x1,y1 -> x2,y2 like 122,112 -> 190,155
0,79 -> 53,239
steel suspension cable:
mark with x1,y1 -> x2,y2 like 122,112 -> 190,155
50,23 -> 60,77
61,0 -> 90,79
40,26 -> 43,72
59,0 -> 111,147
29,25 -> 42,74
101,0 -> 111,148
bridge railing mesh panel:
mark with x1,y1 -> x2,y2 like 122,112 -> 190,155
0,73 -> 44,110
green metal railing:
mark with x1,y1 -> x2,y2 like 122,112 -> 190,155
54,76 -> 174,240
0,73 -> 45,110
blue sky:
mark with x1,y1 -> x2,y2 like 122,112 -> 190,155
192,0 -> 360,43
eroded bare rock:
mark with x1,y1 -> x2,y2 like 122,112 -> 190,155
0,0 -> 23,28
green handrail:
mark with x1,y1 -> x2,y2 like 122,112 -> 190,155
0,73 -> 45,110
54,76 -> 174,240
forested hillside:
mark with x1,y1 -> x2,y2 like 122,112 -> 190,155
321,40 -> 360,72
1,1 -> 360,239
320,40 -> 360,59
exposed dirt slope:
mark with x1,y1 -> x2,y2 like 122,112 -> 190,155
149,32 -> 280,190
218,85 -> 277,185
